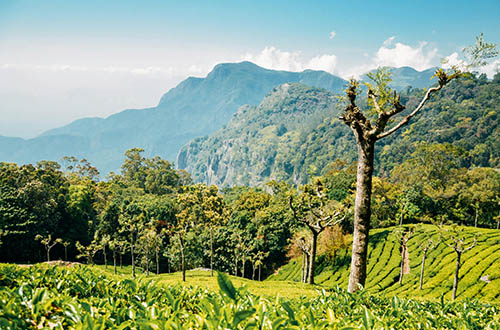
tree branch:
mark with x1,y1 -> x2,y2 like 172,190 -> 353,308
376,85 -> 442,140
463,239 -> 476,252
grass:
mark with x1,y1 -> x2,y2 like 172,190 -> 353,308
268,224 -> 500,303
91,265 -> 322,299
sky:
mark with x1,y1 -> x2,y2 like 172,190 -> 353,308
1,0 -> 499,138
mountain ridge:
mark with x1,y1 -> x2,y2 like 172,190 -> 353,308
178,73 -> 500,186
0,62 -> 439,174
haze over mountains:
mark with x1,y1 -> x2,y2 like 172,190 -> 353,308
0,61 -> 437,175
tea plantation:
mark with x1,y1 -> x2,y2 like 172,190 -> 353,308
1,264 -> 499,329
1,224 -> 499,329
269,224 -> 500,302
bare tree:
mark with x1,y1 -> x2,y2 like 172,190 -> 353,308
289,178 -> 345,284
341,34 -> 498,292
297,237 -> 311,283
75,240 -> 101,265
393,225 -> 414,285
441,226 -> 477,300
35,234 -> 62,262
61,240 -> 71,261
418,237 -> 437,290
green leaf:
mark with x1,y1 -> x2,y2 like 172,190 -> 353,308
216,272 -> 237,301
233,309 -> 256,328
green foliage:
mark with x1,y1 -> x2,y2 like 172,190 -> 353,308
0,264 -> 498,329
270,224 -> 500,303
180,74 -> 500,187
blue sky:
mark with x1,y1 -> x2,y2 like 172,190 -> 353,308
1,0 -> 499,137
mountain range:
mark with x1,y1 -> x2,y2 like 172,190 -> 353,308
0,62 -> 438,175
178,74 -> 500,186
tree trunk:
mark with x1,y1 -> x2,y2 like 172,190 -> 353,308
348,142 -> 375,293
242,256 -> 246,279
179,235 -> 186,282
252,263 -> 256,280
303,254 -> 309,283
120,252 -> 123,269
399,241 -> 406,285
210,229 -> 214,277
131,234 -> 136,278
452,251 -> 461,300
113,250 -> 117,275
103,246 -> 107,269
234,250 -> 238,277
301,253 -> 306,283
156,249 -> 160,275
419,250 -> 426,290
474,206 -> 478,227
46,248 -> 50,262
308,231 -> 318,284
64,246 -> 68,261
258,264 -> 261,281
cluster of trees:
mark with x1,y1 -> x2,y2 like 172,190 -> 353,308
0,141 -> 497,283
1,36 -> 498,296
0,150 -> 297,280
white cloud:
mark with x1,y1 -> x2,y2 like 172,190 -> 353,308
187,64 -> 204,74
329,31 -> 336,40
307,54 -> 337,73
341,37 -> 439,78
242,47 -> 304,72
242,46 -> 337,74
441,52 -> 500,78
441,52 -> 467,70
479,59 -> 500,78
382,36 -> 395,47
375,40 -> 438,71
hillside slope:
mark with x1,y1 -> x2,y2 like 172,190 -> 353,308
0,62 -> 347,174
268,224 -> 500,302
179,73 -> 500,186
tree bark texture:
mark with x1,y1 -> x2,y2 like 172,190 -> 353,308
210,229 -> 214,277
179,235 -> 186,282
419,250 -> 426,290
452,252 -> 461,300
308,231 -> 319,284
348,143 -> 375,292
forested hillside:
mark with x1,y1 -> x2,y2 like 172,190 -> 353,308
0,63 -> 437,175
179,73 -> 500,186
0,62 -> 347,174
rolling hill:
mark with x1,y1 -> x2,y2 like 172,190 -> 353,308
268,224 -> 500,302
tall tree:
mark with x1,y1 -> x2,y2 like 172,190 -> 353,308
289,178 -> 345,284
392,225 -> 414,285
341,35 -> 497,292
417,230 -> 437,290
441,225 -> 476,300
